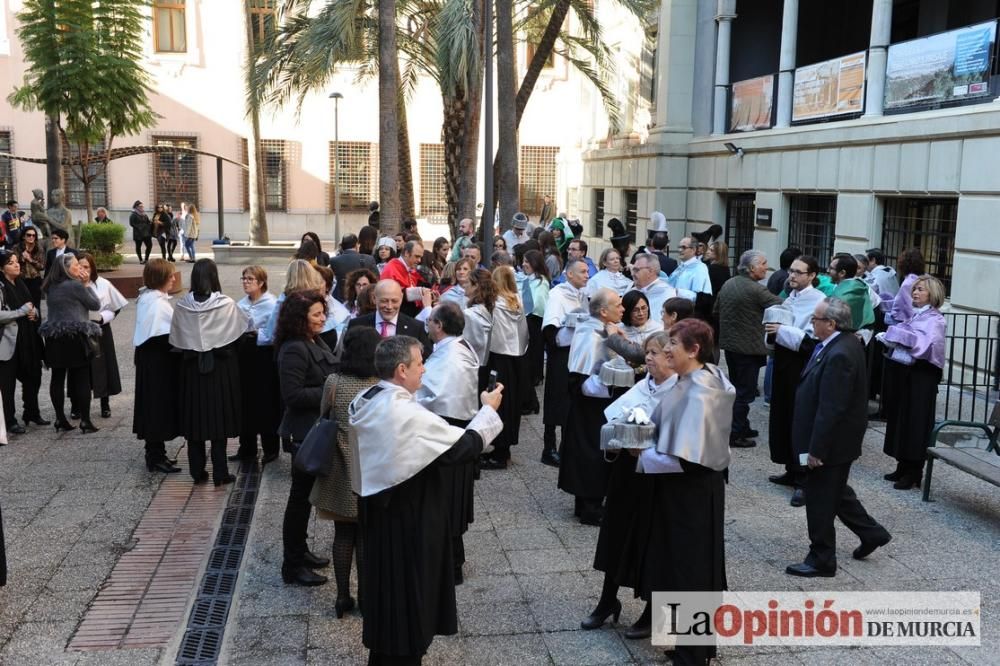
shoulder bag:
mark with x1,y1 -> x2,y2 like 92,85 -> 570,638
292,373 -> 340,477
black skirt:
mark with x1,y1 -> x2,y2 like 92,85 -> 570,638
237,335 -> 282,438
543,345 -> 571,426
133,335 -> 179,442
593,453 -> 653,592
442,417 -> 474,536
882,358 -> 942,463
487,352 -> 524,452
557,373 -> 613,499
90,322 -> 122,398
525,314 -> 545,385
177,343 -> 242,442
43,333 -> 93,369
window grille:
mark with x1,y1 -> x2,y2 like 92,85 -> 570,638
248,0 -> 276,45
62,139 -> 108,209
520,145 -> 558,216
153,0 -> 186,53
419,143 -> 447,216
241,139 -> 288,212
624,189 -> 638,241
152,136 -> 199,209
726,193 -> 756,268
0,132 -> 13,205
593,188 -> 605,238
329,141 -> 377,212
788,194 -> 837,263
882,197 -> 957,294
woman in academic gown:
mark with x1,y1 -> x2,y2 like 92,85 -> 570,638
520,250 -> 550,412
463,269 -> 495,392
879,275 -> 947,490
169,259 -> 249,486
582,331 -> 675,639
633,318 -> 732,666
78,253 -> 127,419
132,259 -> 182,473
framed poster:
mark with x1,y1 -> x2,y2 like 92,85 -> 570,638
730,74 -> 775,132
792,51 -> 867,122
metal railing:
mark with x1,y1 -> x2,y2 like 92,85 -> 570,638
938,312 -> 999,423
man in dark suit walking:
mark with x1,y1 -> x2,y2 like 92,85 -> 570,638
329,233 -> 375,301
347,280 -> 431,356
43,228 -> 78,278
786,297 -> 891,578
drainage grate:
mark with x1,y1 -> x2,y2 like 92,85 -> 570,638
175,459 -> 261,666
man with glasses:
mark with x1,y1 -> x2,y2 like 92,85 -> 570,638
668,236 -> 713,300
630,253 -> 677,319
763,256 -> 825,506
553,239 -> 597,285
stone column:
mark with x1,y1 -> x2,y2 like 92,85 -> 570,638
712,0 -> 737,134
775,0 -> 799,128
863,0 -> 893,118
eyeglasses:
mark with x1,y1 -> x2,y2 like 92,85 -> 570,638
678,245 -> 693,250
788,269 -> 810,276
810,315 -> 832,322
240,276 -> 258,282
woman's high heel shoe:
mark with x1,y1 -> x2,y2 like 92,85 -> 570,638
54,420 -> 75,432
79,420 -> 100,434
580,598 -> 622,630
334,596 -> 356,618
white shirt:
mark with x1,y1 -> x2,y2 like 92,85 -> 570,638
374,311 -> 398,337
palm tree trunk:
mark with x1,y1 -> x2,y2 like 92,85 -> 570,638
378,0 -> 401,235
495,0 -> 518,232
443,95 -> 466,239
458,42 -> 483,229
244,0 -> 269,245
397,92 -> 415,222
45,115 -> 63,199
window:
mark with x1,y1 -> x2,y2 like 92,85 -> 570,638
419,143 -> 447,216
249,0 -> 277,45
153,0 -> 186,53
624,189 -> 638,241
62,139 -> 108,209
593,188 -> 605,238
882,198 -> 957,294
241,139 -> 288,212
329,141 -> 377,212
152,136 -> 198,209
0,132 -> 13,205
788,195 -> 837,263
520,145 -> 558,216
640,23 -> 657,109
726,193 -> 756,269
525,43 -> 556,70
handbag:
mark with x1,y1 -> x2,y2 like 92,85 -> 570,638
292,374 -> 340,477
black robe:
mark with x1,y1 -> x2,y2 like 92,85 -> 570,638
90,320 -> 122,398
133,334 -> 179,442
557,372 -> 613,500
441,416 -> 474,538
768,340 -> 816,465
593,453 -> 653,591
542,335 -> 571,426
177,341 -> 242,442
882,358 -> 942,464
360,429 -> 484,659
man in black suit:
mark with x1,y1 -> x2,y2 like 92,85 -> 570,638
786,297 -> 891,578
43,228 -> 78,277
347,280 -> 431,357
329,233 -> 376,301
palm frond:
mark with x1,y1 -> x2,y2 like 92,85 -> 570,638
435,0 -> 481,99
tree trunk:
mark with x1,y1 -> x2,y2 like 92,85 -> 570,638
378,0 -> 401,235
45,115 -> 63,200
245,0 -> 269,246
397,92 -> 415,222
495,0 -> 518,233
456,0 -> 484,239
442,95 -> 467,240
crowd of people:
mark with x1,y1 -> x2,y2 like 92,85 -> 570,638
0,210 -> 952,664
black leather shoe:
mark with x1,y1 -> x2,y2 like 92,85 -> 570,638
540,449 -> 560,467
730,438 -> 757,448
579,510 -> 603,527
147,460 -> 181,474
624,621 -> 652,640
334,596 -> 356,618
884,468 -> 904,481
282,565 -> 328,586
79,420 -> 100,434
303,551 -> 330,569
746,429 -> 759,438
261,452 -> 280,465
192,471 -> 209,484
8,424 -> 26,435
893,475 -> 921,490
581,599 -> 621,630
100,408 -> 111,418
785,562 -> 836,578
24,416 -> 51,426
854,534 -> 892,560
70,411 -> 80,420
54,420 -> 75,432
214,474 -> 236,487
789,488 -> 806,507
768,473 -> 796,487
480,457 -> 508,470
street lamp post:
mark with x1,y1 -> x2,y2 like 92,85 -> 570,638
329,92 -> 344,243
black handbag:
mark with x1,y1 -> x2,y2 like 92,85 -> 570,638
292,374 -> 339,477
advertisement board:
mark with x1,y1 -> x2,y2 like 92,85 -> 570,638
792,51 -> 867,121
885,21 -> 997,109
730,74 -> 774,132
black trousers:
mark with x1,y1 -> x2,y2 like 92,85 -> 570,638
283,443 -> 315,567
50,365 -> 90,421
724,351 -> 764,439
135,238 -> 152,262
187,439 -> 229,483
804,462 -> 888,570
167,239 -> 178,260
0,357 -> 41,424
156,236 -> 167,258
237,433 -> 280,459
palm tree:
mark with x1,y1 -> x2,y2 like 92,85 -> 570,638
495,0 -> 517,232
244,0 -> 269,245
378,0 -> 401,233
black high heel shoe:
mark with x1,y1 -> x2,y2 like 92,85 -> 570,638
54,420 -> 75,432
214,474 -> 236,487
580,599 -> 622,630
79,420 -> 100,434
334,596 -> 356,618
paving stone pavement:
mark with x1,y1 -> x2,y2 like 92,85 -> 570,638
0,251 -> 997,665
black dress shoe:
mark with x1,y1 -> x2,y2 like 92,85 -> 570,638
624,621 -> 652,640
579,510 -> 603,527
540,450 -> 561,467
789,488 -> 806,507
147,460 -> 182,473
79,420 -> 100,434
24,416 -> 51,426
214,474 -> 236,487
853,534 -> 892,560
884,469 -> 904,481
730,438 -> 757,448
480,457 -> 508,470
282,565 -> 328,586
70,411 -> 80,420
261,452 -> 280,465
8,424 -> 26,435
302,551 -> 330,569
54,420 -> 76,432
768,472 -> 796,487
893,475 -> 921,490
192,471 -> 209,484
785,562 -> 836,578
746,429 -> 759,438
100,408 -> 112,418
581,599 -> 621,630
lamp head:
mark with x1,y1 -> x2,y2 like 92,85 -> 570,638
329,92 -> 344,100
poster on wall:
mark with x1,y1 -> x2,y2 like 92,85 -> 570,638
792,51 -> 867,121
730,75 -> 774,132
885,21 -> 997,109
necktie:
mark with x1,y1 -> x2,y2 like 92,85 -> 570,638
521,279 -> 534,314
380,321 -> 389,337
802,341 -> 825,376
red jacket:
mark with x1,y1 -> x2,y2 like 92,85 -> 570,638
380,257 -> 423,308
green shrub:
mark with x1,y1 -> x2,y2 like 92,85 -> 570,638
79,223 -> 125,271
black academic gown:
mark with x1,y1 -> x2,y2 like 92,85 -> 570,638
360,429 -> 485,660
557,372 -> 614,501
767,341 -> 815,466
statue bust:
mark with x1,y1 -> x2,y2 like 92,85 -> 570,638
30,188 -> 52,237
46,188 -> 71,233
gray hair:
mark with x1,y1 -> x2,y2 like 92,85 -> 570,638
565,258 -> 588,274
374,335 -> 422,379
632,252 -> 658,269
737,250 -> 766,276
589,287 -> 616,318
823,297 -> 854,331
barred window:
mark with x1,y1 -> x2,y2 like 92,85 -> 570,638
419,143 -> 447,216
249,0 -> 276,45
520,145 -> 558,216
881,197 -> 957,294
726,193 -> 756,268
152,136 -> 199,209
788,195 -> 837,263
593,188 -> 605,238
153,0 -> 186,53
624,189 -> 638,241
0,132 -> 13,205
62,139 -> 108,209
329,141 -> 377,212
241,139 -> 288,212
